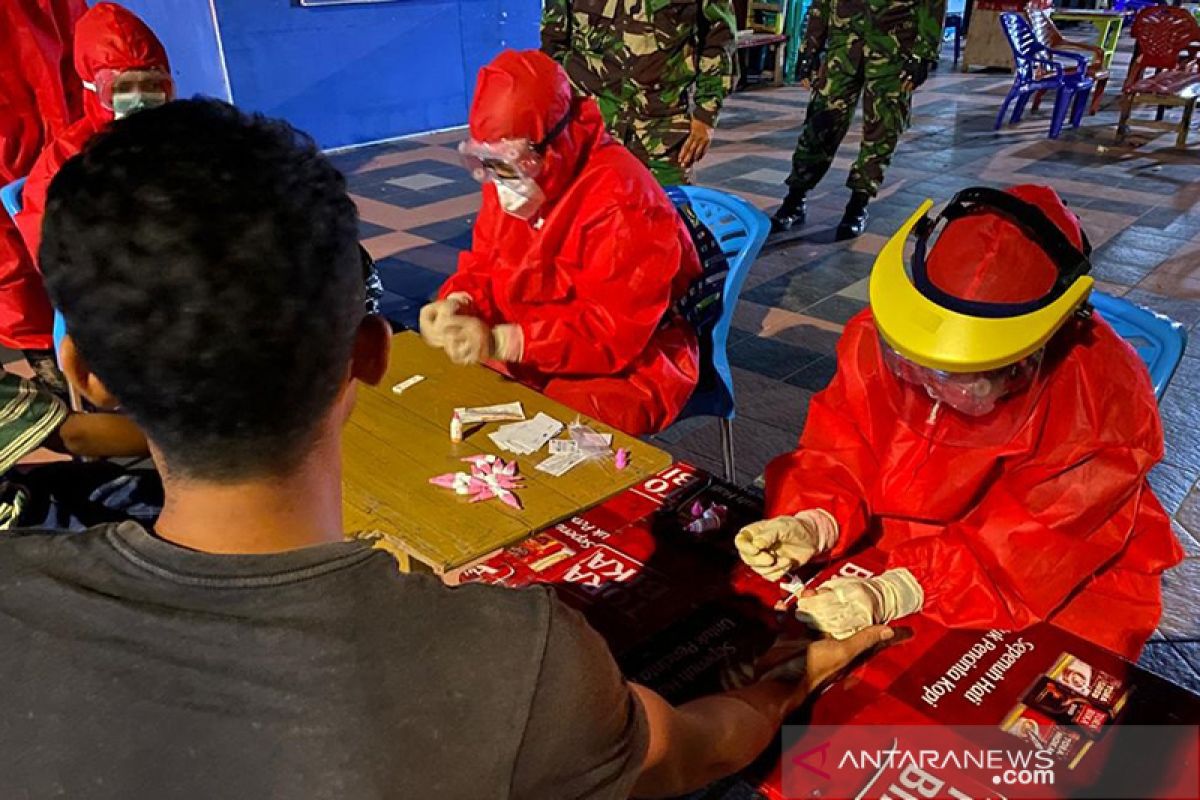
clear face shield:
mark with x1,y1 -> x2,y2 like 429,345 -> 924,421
869,187 -> 1096,448
83,68 -> 174,118
878,338 -> 1048,447
458,110 -> 571,221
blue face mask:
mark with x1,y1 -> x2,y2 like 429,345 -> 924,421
112,91 -> 168,119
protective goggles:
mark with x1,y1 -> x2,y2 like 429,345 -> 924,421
458,110 -> 571,184
870,187 -> 1094,374
82,68 -> 173,111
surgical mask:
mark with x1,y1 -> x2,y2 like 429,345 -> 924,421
111,91 -> 168,119
923,373 -> 1004,417
495,178 -> 545,221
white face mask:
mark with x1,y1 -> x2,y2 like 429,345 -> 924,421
923,375 -> 1002,417
112,91 -> 168,119
494,178 -> 545,221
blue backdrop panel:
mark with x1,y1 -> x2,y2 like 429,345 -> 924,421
98,0 -> 230,100
214,0 -> 539,149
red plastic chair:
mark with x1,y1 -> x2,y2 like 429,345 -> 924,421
1027,3 -> 1110,114
1124,5 -> 1200,92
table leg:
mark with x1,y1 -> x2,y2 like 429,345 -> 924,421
773,41 -> 787,87
1178,98 -> 1195,148
1116,92 -> 1133,143
1100,20 -> 1123,71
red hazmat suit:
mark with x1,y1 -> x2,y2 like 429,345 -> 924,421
0,0 -> 86,351
438,50 -> 702,435
765,187 -> 1182,659
16,3 -> 169,262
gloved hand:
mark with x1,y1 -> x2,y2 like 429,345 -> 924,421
443,319 -> 524,366
734,509 -> 839,582
418,293 -> 471,348
901,58 -> 932,91
794,568 -> 924,640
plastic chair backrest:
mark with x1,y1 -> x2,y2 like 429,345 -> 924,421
1026,4 -> 1063,49
1,177 -> 66,356
0,177 -> 25,219
1130,5 -> 1200,68
1091,291 -> 1187,400
666,186 -> 770,421
1001,13 -> 1051,80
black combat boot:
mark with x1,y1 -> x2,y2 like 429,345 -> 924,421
836,191 -> 871,240
770,189 -> 808,234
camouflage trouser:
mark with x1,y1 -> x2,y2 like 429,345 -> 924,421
599,100 -> 694,186
787,34 -> 914,197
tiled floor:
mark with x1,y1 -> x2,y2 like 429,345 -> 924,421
329,38 -> 1200,691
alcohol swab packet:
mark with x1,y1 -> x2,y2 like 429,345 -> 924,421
489,413 -> 564,455
568,417 -> 613,459
536,450 -> 587,477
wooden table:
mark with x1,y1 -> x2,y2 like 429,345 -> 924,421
341,332 -> 673,573
1051,8 -> 1126,69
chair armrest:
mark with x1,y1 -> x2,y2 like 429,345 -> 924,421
1027,41 -> 1065,77
1056,39 -> 1106,68
1049,48 -> 1090,72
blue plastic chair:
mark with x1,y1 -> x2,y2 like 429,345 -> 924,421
997,12 -> 1094,139
1,177 -> 67,358
1091,291 -> 1187,401
665,186 -> 770,481
1114,0 -> 1165,24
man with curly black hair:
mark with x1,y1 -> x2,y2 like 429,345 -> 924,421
0,98 -> 888,798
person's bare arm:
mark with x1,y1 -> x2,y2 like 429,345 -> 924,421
630,626 -> 893,798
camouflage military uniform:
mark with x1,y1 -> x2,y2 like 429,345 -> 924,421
787,0 -> 945,197
542,0 -> 736,186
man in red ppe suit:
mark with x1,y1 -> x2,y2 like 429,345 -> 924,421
420,49 -> 702,436
736,185 -> 1182,659
17,3 -> 172,264
0,0 -> 86,380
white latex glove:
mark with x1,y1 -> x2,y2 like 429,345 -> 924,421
418,293 -> 471,347
794,568 -> 924,640
734,509 -> 839,582
443,320 -> 524,366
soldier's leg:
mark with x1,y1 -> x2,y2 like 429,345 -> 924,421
786,37 -> 866,193
629,113 -> 693,186
849,52 -> 914,198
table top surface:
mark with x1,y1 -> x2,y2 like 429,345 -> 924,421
1051,8 -> 1127,19
341,332 -> 673,572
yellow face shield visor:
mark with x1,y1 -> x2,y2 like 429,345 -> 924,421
870,192 -> 1095,374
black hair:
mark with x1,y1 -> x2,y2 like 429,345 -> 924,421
40,98 -> 365,481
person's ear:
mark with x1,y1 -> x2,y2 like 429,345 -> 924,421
58,336 -> 122,410
351,314 -> 391,386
